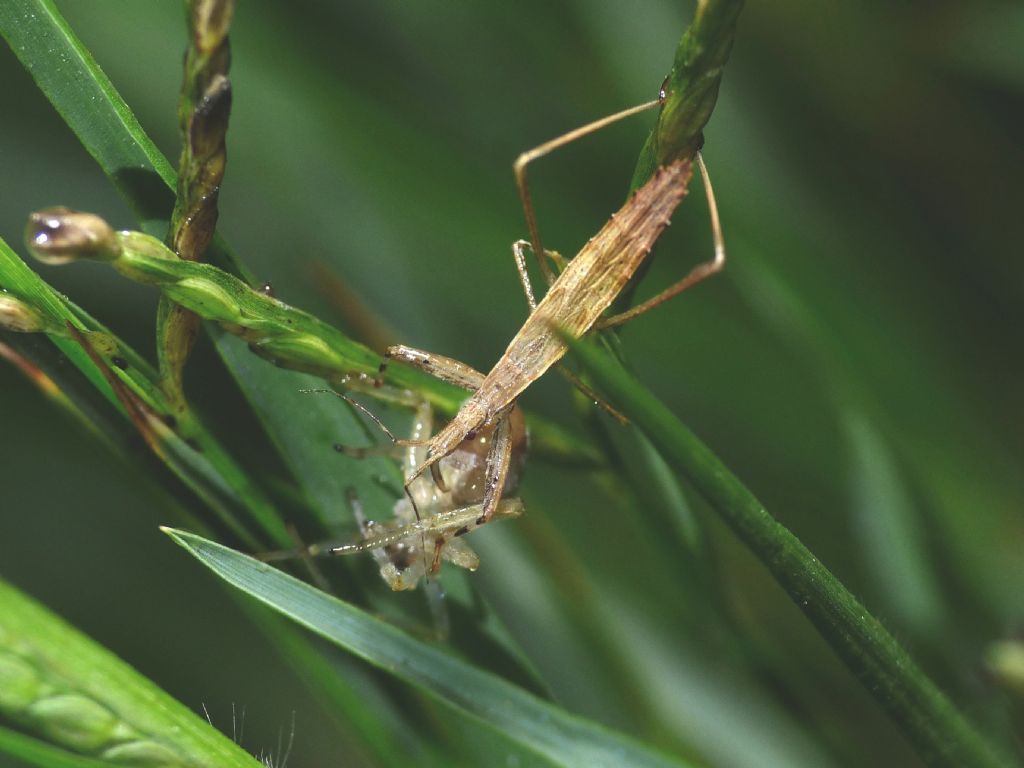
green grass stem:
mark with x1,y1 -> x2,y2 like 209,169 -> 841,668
565,333 -> 1017,768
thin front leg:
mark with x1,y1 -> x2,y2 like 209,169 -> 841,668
379,346 -> 486,494
596,152 -> 726,330
512,240 -> 567,305
403,397 -> 433,481
511,240 -> 540,311
556,365 -> 629,424
514,99 -> 662,286
378,344 -> 486,391
478,410 -> 514,524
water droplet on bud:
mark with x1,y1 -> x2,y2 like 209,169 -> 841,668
25,207 -> 120,265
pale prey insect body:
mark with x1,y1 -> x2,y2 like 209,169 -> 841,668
262,396 -> 527,591
348,398 -> 527,590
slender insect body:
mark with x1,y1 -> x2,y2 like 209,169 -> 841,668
377,99 -> 724,562
410,159 -> 693,481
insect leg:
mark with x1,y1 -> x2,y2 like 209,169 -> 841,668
514,99 -> 661,285
378,344 -> 486,391
477,409 -> 514,524
595,152 -> 726,330
555,365 -> 629,424
512,240 -> 567,308
376,346 -> 487,491
404,397 -> 433,480
511,240 -> 540,311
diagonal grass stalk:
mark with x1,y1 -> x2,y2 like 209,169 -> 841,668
164,527 -> 698,768
564,331 -> 1016,768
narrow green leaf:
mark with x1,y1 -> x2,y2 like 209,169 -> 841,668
0,578 -> 262,768
843,411 -> 943,635
163,528 -> 695,768
0,726 -> 114,768
731,252 -> 947,640
563,332 -> 1016,768
0,237 -> 289,549
0,0 -> 178,239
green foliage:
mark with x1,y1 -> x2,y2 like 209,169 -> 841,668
0,578 -> 262,767
0,727 -> 121,768
564,331 -> 1014,768
165,528 -> 694,768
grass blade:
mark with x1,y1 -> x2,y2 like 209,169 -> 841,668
0,237 -> 286,548
0,0 -> 178,238
0,726 -> 116,768
163,527 -> 696,768
0,578 -> 262,768
564,332 -> 1017,768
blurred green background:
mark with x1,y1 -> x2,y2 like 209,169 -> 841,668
2,1 -> 1023,766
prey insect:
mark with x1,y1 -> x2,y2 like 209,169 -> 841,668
378,93 -> 726,526
261,392 -> 527,590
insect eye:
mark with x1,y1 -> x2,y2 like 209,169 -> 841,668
658,75 -> 670,102
465,429 -> 478,441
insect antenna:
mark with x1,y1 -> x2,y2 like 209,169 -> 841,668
299,387 -> 403,444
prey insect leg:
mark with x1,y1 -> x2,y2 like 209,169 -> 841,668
595,152 -> 726,330
514,98 -> 662,285
365,349 -> 521,541
478,407 -> 513,524
261,387 -> 526,592
374,348 -> 487,492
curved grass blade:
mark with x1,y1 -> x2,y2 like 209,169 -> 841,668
163,528 -> 696,768
0,237 -> 284,548
731,252 -> 947,640
0,578 -> 262,768
562,332 -> 1017,768
0,0 -> 179,239
0,726 -> 115,768
570,0 -> 745,662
